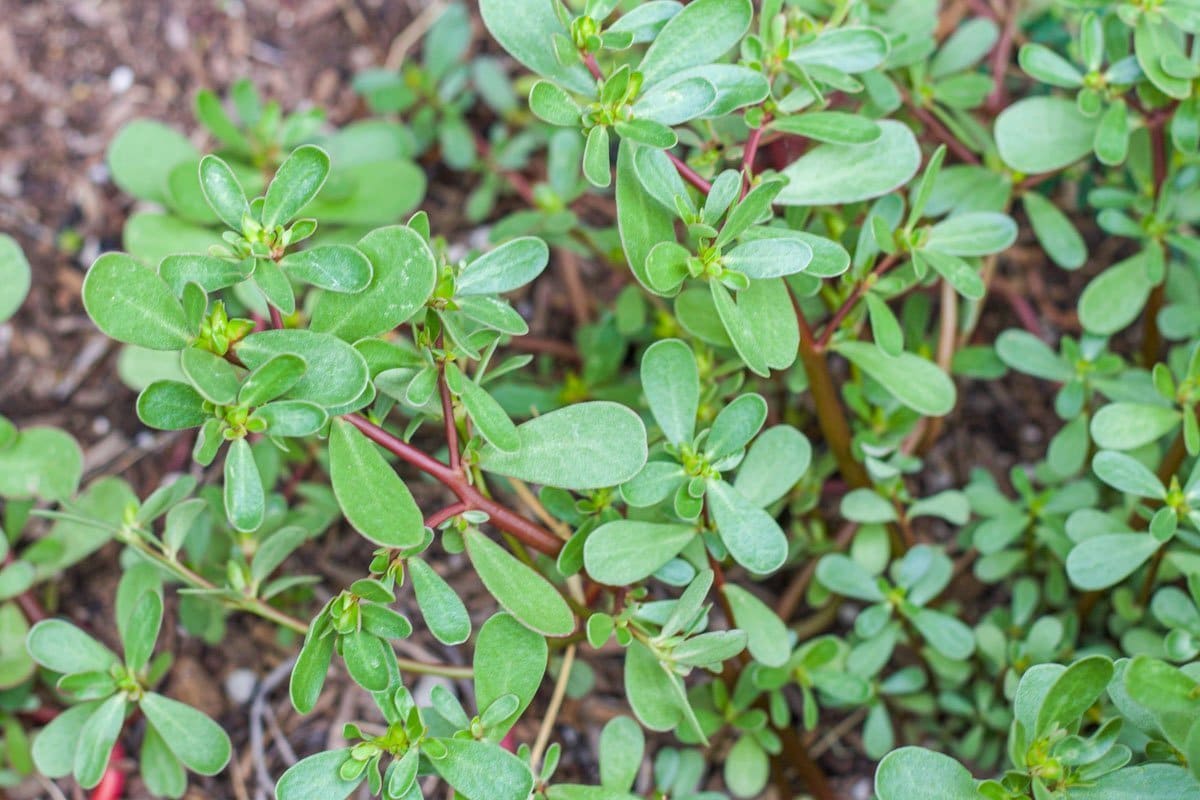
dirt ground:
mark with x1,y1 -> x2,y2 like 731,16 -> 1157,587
0,2 -> 1102,799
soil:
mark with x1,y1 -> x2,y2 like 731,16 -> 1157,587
0,2 -> 1120,799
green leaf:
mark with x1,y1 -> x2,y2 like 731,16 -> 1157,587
834,341 -> 956,416
452,367 -> 520,451
1023,191 -> 1086,270
1091,403 -> 1181,450
722,584 -> 790,667
1095,98 -> 1130,166
474,612 -> 547,736
1066,534 -> 1161,590
583,521 -> 696,584
430,738 -> 535,800
726,735 -> 769,798
236,330 -> 369,408
410,557 -> 471,645
83,253 -> 192,350
27,619 -> 119,675
328,419 -> 424,548
75,693 -> 127,789
121,591 -> 162,673
529,80 -> 582,126
925,212 -> 1017,256
479,0 -> 595,94
239,353 -> 307,407
624,640 -> 683,731
995,96 -> 1098,173
616,140 -> 676,294
1125,655 -> 1199,716
224,438 -> 265,533
707,394 -> 767,459
252,256 -> 295,315
107,120 -> 198,204
139,692 -> 232,775
770,112 -> 882,145
641,339 -> 699,446
1035,655 -> 1113,736
1068,764 -> 1200,800
908,606 -> 974,659
0,234 -> 31,322
457,237 -> 549,296
276,749 -> 363,800
706,479 -> 787,574
180,347 -> 240,405
32,700 -> 97,777
341,629 -> 392,691
734,425 -> 811,507
479,402 -> 647,490
279,245 -> 373,293
723,238 -> 813,278
1079,253 -> 1155,336
1092,450 -> 1166,498
865,293 -> 903,357
1017,43 -> 1083,88
583,126 -> 612,187
141,723 -> 186,799
310,226 -> 436,341
710,280 -> 769,377
815,554 -> 885,602
631,76 -> 717,125
159,254 -> 254,294
598,716 -> 643,791
874,747 -> 978,800
777,121 -> 921,206
636,0 -> 753,87
263,145 -> 330,227
0,603 -> 33,688
465,529 -> 575,637
994,330 -> 1073,381
841,488 -> 897,523
137,381 -> 208,430
250,401 -> 327,437
0,426 -> 84,501
289,626 -> 334,714
198,155 -> 250,229
124,213 -> 225,265
1136,14 -> 1192,99
931,18 -> 999,78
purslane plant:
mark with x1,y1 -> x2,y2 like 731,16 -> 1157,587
8,0 -> 1200,798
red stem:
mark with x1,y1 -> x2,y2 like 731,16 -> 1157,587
667,152 -> 713,193
425,502 -> 468,529
438,361 -> 460,471
342,414 -> 563,556
815,253 -> 900,350
741,115 -> 770,198
268,305 -> 284,330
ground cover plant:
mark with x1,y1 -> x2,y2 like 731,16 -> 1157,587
4,0 -> 1200,797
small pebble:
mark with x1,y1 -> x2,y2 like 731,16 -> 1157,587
225,668 -> 258,705
108,65 -> 134,94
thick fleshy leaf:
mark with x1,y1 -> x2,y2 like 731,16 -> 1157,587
474,613 -> 547,737
1092,450 -> 1166,498
734,425 -> 812,507
925,212 -> 1017,256
908,607 -> 975,660
410,557 -> 471,645
341,629 -> 392,691
834,341 -> 956,416
777,121 -> 920,206
874,747 -> 978,800
0,426 -> 84,501
707,480 -> 787,574
815,554 -> 885,602
1035,655 -> 1114,737
994,330 -> 1073,381
723,238 -> 813,278
328,419 -> 424,548
641,339 -> 698,446
457,237 -> 549,296
0,234 -> 31,322
479,0 -> 595,94
1023,191 -> 1086,270
479,402 -> 647,490
722,584 -> 790,667
27,619 -> 119,675
249,401 -> 328,437
584,520 -> 696,584
75,693 -> 128,788
236,330 -> 368,408
198,155 -> 250,229
83,253 -> 192,350
616,140 -> 676,293
137,381 -> 208,431
32,700 -> 97,778
139,692 -> 232,775
632,77 -> 717,126
159,254 -> 254,294
446,362 -> 520,452
239,353 -> 307,407
1066,534 -> 1161,590
107,120 -> 198,204
275,749 -> 363,800
262,145 -> 330,227
636,0 -> 753,87
995,96 -> 1098,173
625,640 -> 684,730
789,27 -> 890,73
180,347 -> 239,405
280,245 -> 373,293
289,625 -> 334,714
223,438 -> 265,533
430,737 -> 535,800
771,112 -> 882,145
141,723 -> 186,798
707,394 -> 768,459
465,529 -> 575,637
309,226 -> 436,341
1078,254 -> 1154,335
1091,403 -> 1181,450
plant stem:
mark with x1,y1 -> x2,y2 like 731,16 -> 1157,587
741,112 -> 770,197
342,413 -> 564,555
530,644 -> 576,773
438,361 -> 460,471
791,290 -> 870,489
667,152 -> 713,193
816,253 -> 900,350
